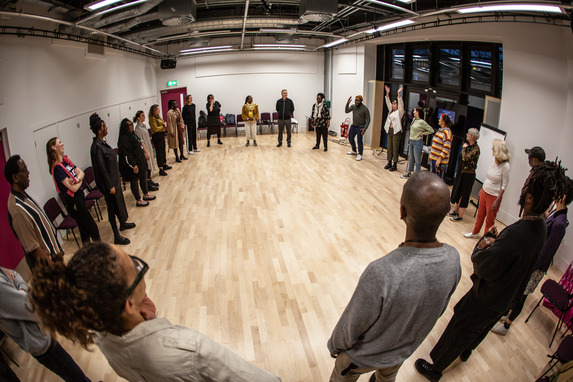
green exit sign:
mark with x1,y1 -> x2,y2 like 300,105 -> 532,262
167,80 -> 178,87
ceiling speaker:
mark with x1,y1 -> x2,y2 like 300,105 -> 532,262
160,59 -> 177,69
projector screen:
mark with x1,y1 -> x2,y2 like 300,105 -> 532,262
475,123 -> 507,184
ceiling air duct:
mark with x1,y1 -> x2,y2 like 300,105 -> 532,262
299,0 -> 338,22
159,0 -> 197,27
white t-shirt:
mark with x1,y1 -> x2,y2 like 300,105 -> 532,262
483,159 -> 510,196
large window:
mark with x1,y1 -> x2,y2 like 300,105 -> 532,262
411,47 -> 430,82
391,47 -> 405,80
438,48 -> 460,87
469,48 -> 492,92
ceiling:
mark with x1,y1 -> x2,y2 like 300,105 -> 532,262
0,0 -> 571,58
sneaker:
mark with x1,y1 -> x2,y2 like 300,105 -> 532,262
447,211 -> 458,216
246,141 -> 250,147
194,148 -> 201,152
400,173 -> 411,179
188,151 -> 194,155
384,162 -> 393,169
460,350 -> 472,362
464,232 -> 480,238
415,359 -> 441,382
143,194 -> 156,201
450,215 -> 463,221
347,151 -> 357,155
136,200 -> 149,207
389,164 -> 397,172
491,322 -> 510,336
356,154 -> 362,161
253,141 -> 258,147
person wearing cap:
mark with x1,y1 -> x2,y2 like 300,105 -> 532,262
345,95 -> 371,161
89,113 -> 135,245
383,85 -> 405,172
525,146 -> 546,168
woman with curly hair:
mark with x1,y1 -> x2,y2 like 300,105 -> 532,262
29,242 -> 281,382
464,139 -> 510,238
428,114 -> 453,179
47,137 -> 101,245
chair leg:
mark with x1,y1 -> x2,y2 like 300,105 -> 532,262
526,296 -> 544,323
550,312 -> 567,347
94,200 -> 102,221
71,228 -> 80,248
539,356 -> 559,379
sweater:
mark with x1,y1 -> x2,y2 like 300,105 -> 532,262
328,244 -> 461,368
429,128 -> 452,164
482,160 -> 510,196
409,118 -> 434,141
345,103 -> 371,131
275,98 -> 295,120
536,209 -> 569,272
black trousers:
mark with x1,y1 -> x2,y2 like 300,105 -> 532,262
64,192 -> 100,243
315,122 -> 328,148
33,339 -> 91,381
128,170 -> 149,201
103,192 -> 126,237
151,132 -> 166,168
187,124 -> 197,150
430,291 -> 502,372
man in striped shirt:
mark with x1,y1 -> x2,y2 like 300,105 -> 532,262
5,155 -> 63,271
428,114 -> 453,179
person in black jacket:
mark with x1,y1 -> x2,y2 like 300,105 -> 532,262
275,89 -> 295,147
118,118 -> 156,208
89,113 -> 135,245
182,95 -> 199,155
206,94 -> 223,147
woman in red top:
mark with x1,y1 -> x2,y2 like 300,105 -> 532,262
46,137 -> 100,245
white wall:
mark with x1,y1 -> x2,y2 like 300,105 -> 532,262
155,51 -> 325,129
0,36 -> 157,206
331,22 -> 573,270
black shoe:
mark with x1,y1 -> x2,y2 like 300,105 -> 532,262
159,169 -> 168,176
114,236 -> 130,245
312,145 -> 319,150
324,148 -> 328,152
207,141 -> 210,147
119,222 -> 136,231
287,143 -> 291,147
253,140 -> 257,146
164,165 -> 172,170
277,143 -> 282,147
217,139 -> 223,145
176,158 -> 182,163
415,359 -> 441,382
148,184 -> 159,191
389,164 -> 397,172
180,155 -> 188,160
150,180 -> 159,187
460,350 -> 472,362
447,211 -> 458,216
369,373 -> 376,382
246,141 -> 250,147
384,162 -> 393,170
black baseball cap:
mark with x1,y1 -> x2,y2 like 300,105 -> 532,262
525,146 -> 546,162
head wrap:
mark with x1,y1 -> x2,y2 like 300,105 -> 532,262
90,113 -> 103,135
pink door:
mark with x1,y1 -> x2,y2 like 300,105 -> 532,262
160,87 -> 188,121
0,137 -> 25,269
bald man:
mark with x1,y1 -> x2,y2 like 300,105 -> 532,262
327,172 -> 461,382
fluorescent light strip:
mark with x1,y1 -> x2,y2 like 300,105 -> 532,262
86,0 -> 125,11
254,44 -> 306,48
254,47 -> 305,51
181,48 -> 234,56
458,4 -> 562,14
95,0 -> 148,16
366,19 -> 414,33
322,38 -> 348,48
180,45 -> 232,53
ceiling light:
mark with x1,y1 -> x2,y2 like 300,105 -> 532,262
180,48 -> 233,56
93,0 -> 148,16
458,4 -> 562,14
366,19 -> 414,33
364,0 -> 411,6
254,44 -> 306,48
260,29 -> 297,33
321,38 -> 348,49
180,45 -> 232,53
86,0 -> 128,11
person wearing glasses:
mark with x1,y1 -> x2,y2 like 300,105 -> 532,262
29,242 -> 281,382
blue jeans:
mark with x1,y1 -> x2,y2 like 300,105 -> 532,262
430,159 -> 447,179
34,339 -> 91,382
407,139 -> 424,173
348,125 -> 364,155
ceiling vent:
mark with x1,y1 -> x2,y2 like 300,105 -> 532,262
159,0 -> 197,27
299,0 -> 338,22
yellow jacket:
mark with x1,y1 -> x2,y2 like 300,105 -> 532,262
242,103 -> 259,122
149,115 -> 165,134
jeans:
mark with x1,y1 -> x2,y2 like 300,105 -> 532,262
430,159 -> 447,179
33,339 -> 91,382
348,125 -> 364,155
407,139 -> 424,173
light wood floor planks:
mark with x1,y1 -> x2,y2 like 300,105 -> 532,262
7,132 -> 567,381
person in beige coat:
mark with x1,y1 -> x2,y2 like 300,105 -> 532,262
166,99 -> 186,162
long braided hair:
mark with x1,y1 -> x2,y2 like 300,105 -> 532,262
521,160 -> 568,214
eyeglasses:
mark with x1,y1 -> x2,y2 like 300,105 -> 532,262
125,255 -> 149,298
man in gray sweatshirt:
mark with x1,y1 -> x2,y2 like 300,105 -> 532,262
327,171 -> 461,382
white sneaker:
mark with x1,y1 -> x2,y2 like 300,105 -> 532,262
463,232 -> 480,238
187,151 -> 194,155
347,151 -> 357,155
194,148 -> 201,152
356,154 -> 362,161
490,322 -> 509,335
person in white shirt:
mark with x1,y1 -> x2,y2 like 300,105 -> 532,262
383,85 -> 405,172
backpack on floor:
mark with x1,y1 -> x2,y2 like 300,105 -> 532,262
225,113 -> 235,126
198,111 -> 207,128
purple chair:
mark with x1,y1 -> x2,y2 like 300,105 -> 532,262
43,197 -> 79,248
236,114 -> 245,136
526,279 -> 573,347
80,179 -> 101,221
260,112 -> 272,134
538,335 -> 573,379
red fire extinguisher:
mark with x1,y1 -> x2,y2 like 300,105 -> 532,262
340,118 -> 350,138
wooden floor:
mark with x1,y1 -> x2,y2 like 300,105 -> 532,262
7,132 -> 566,381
